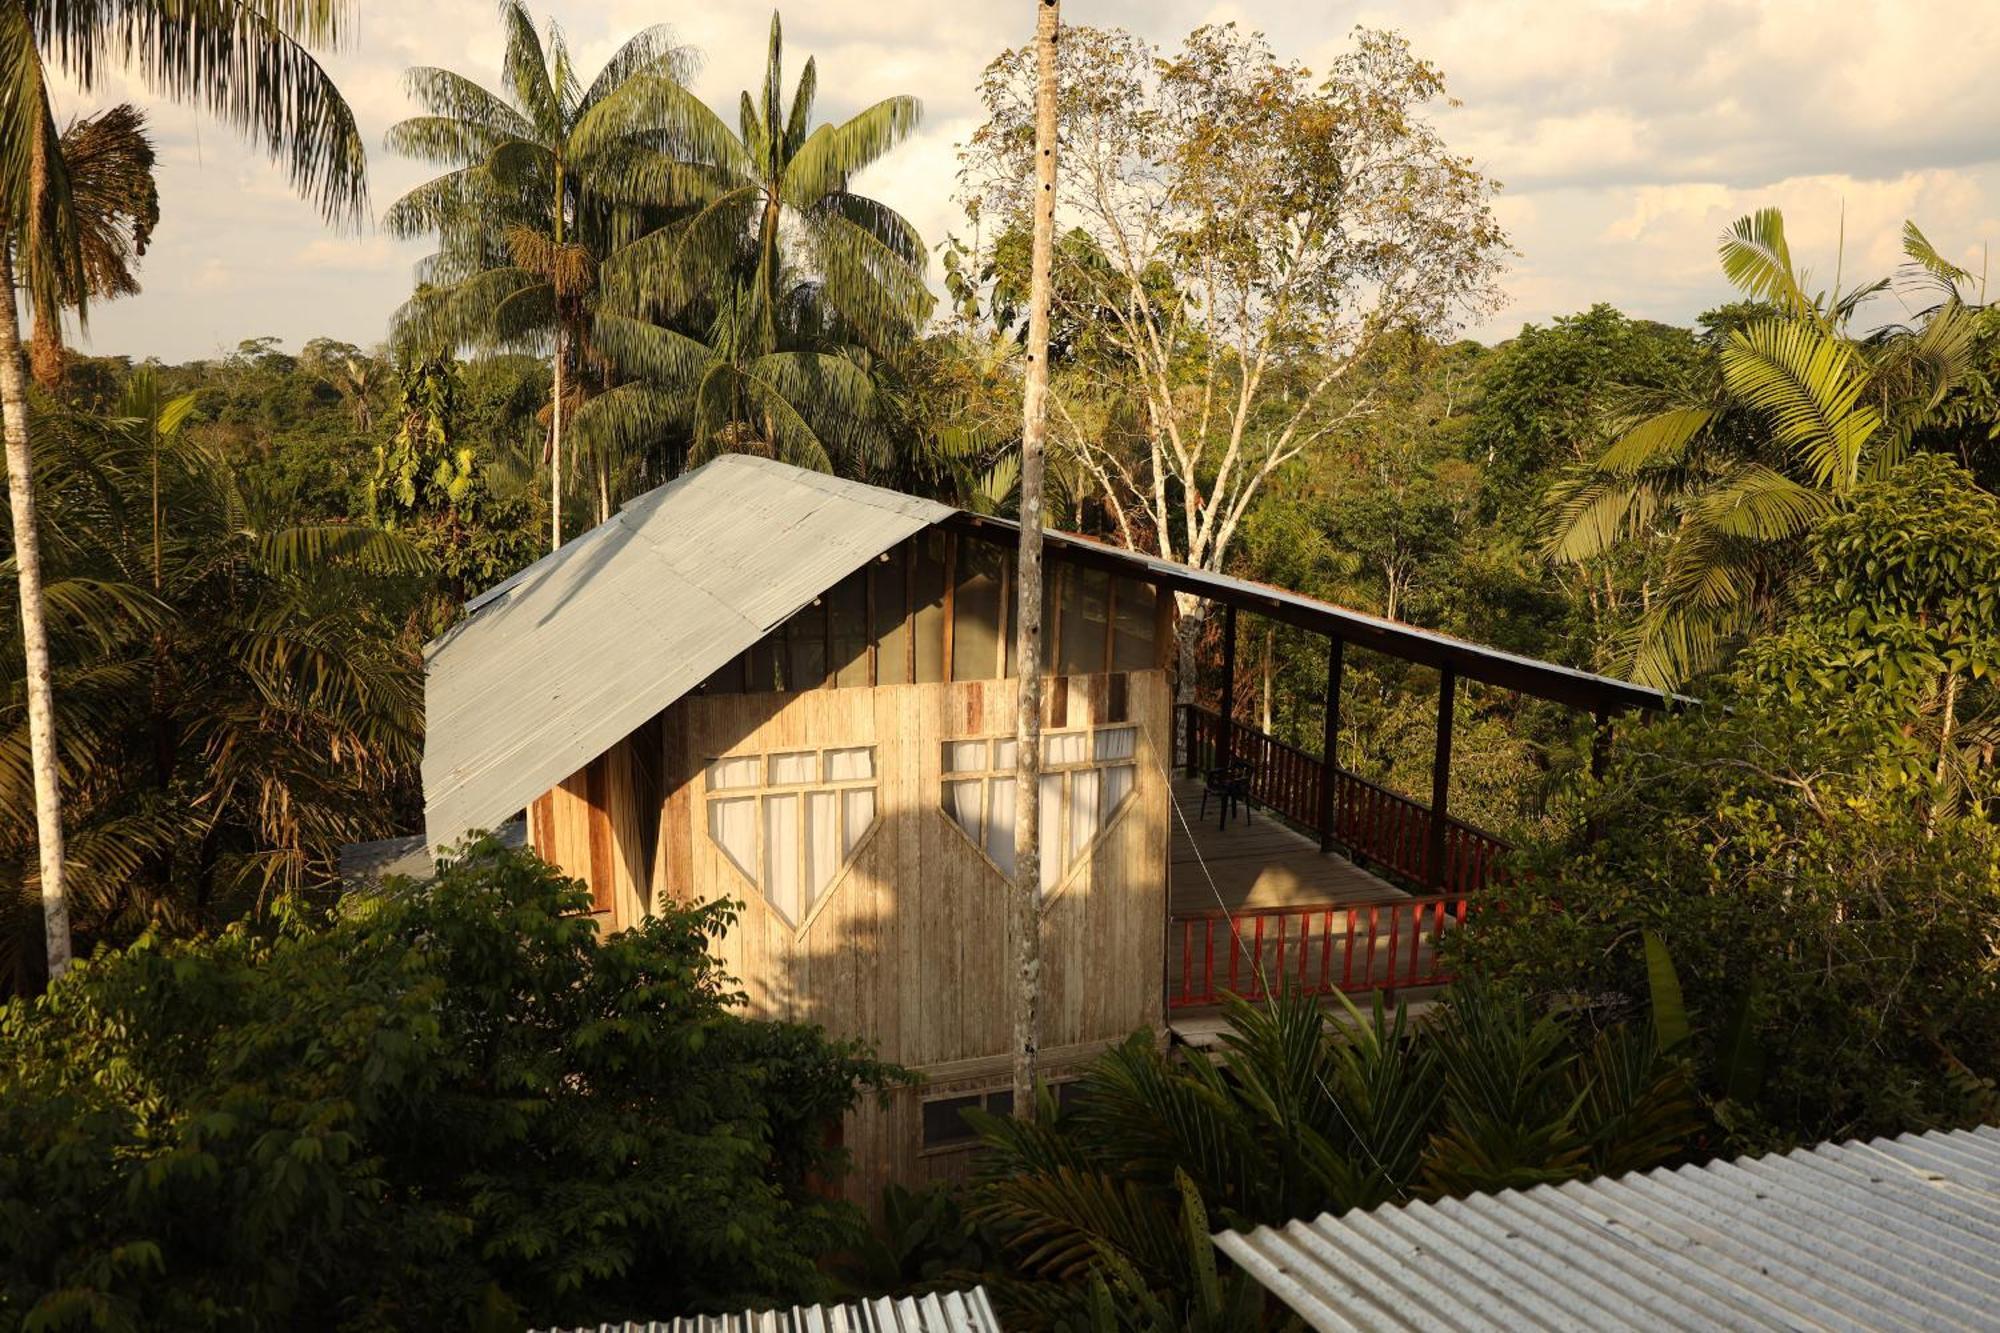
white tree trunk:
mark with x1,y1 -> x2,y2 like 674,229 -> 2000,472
550,328 -> 564,552
0,246 -> 70,979
1010,0 -> 1060,1119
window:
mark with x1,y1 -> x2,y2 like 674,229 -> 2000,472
921,1086 -> 1019,1150
941,726 -> 1139,890
705,746 -> 879,927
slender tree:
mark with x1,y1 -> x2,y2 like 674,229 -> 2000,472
0,0 -> 362,977
589,11 -> 930,478
960,24 -> 1503,687
1009,0 -> 1059,1118
1547,210 -> 1984,685
384,0 -> 707,545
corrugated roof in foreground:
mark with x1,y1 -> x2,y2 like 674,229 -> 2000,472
422,454 -> 950,847
534,1287 -> 1002,1333
1215,1123 -> 2000,1332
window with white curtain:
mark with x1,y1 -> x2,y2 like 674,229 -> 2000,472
705,746 -> 878,926
941,726 -> 1139,890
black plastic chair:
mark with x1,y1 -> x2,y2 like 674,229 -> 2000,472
1200,759 -> 1254,829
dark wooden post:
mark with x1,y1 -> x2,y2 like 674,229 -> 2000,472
1217,602 -> 1238,772
1428,665 -> 1457,889
1317,635 -> 1344,852
1586,710 -> 1612,843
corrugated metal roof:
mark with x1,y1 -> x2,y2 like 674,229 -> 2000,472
421,454 -> 950,847
1215,1124 -> 2000,1332
338,820 -> 525,887
535,1287 -> 1002,1333
949,514 -> 1684,715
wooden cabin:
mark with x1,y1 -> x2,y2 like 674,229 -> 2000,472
420,455 -> 1674,1201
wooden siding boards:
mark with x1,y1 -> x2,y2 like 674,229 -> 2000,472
422,455 -> 950,848
651,669 -> 1170,1193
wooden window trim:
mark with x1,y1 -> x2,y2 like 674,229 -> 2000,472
703,747 -> 882,936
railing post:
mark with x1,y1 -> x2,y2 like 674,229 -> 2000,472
1428,665 -> 1456,890
1217,602 -> 1238,771
1318,634 -> 1344,852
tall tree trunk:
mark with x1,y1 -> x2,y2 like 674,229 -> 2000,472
1010,0 -> 1060,1119
550,160 -> 566,552
0,245 -> 70,978
550,326 -> 564,551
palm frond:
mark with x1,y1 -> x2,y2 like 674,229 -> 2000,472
1718,208 -> 1811,320
1720,318 -> 1879,492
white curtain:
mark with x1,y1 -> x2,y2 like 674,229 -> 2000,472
993,738 -> 1019,771
708,797 -> 758,882
1101,765 -> 1135,819
1069,768 -> 1100,860
945,740 -> 987,774
946,779 -> 983,840
769,752 -> 816,785
827,746 -> 874,781
805,791 -> 839,911
1045,732 -> 1088,765
984,777 -> 1016,877
1095,727 -> 1137,761
764,793 -> 801,921
708,756 -> 760,791
842,788 -> 876,858
1039,772 -> 1063,891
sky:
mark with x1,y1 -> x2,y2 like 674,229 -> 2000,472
56,0 -> 2000,361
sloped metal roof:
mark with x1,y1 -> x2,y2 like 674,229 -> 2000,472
421,454 -> 950,847
1216,1124 -> 2000,1332
535,1287 -> 1002,1333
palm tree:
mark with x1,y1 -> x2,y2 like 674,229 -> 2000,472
384,0 -> 714,544
1547,209 -> 1982,686
0,0 -> 364,978
1,381 -> 425,991
26,103 -> 157,388
589,11 -> 929,475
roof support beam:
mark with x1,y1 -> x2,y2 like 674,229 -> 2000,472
1218,602 -> 1239,773
1429,666 -> 1457,890
1318,635 -> 1344,854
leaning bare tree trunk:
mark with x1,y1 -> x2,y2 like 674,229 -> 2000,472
0,245 -> 70,978
1009,0 -> 1060,1120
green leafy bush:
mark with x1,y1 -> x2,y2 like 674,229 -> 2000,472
0,840 -> 898,1331
967,985 -> 1695,1328
1464,458 -> 2000,1148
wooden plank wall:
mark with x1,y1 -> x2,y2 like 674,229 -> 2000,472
526,738 -> 652,929
665,669 -> 1170,1200
526,669 -> 1169,1200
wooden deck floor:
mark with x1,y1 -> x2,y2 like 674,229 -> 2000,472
1167,775 -> 1406,917
1166,776 -> 1438,1034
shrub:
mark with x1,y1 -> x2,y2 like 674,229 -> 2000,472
0,840 -> 899,1332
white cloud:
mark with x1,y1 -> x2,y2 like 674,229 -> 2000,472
55,0 -> 2000,359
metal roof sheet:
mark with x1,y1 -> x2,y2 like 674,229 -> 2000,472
534,1287 -> 1002,1333
1215,1123 -> 2000,1332
421,454 -> 950,847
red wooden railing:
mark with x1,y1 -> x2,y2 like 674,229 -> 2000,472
1167,895 -> 1470,1009
1176,703 -> 1507,896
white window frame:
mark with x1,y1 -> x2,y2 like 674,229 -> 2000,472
939,725 -> 1141,904
704,746 -> 881,934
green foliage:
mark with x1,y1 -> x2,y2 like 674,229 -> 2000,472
0,387 -> 430,991
369,356 -> 541,620
967,986 -> 1695,1327
1464,475 -> 2000,1147
1547,211 -> 1989,686
0,840 -> 898,1330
